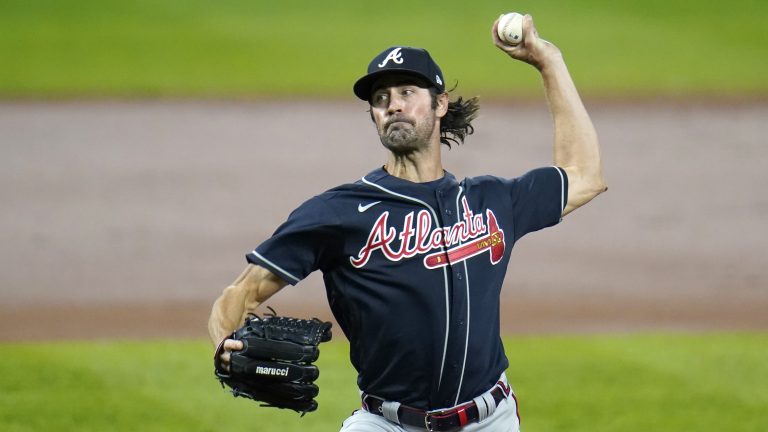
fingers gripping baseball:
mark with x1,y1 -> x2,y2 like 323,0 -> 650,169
492,14 -> 562,70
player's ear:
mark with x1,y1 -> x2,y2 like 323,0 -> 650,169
435,92 -> 449,118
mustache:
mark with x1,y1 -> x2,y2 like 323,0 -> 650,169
385,115 -> 414,129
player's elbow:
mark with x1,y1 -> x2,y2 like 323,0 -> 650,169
564,166 -> 607,199
561,170 -> 607,216
589,176 -> 608,197
580,162 -> 607,197
582,177 -> 607,205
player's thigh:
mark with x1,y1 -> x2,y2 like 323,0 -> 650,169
340,409 -> 406,432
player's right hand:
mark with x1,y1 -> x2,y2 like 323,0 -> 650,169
491,14 -> 563,71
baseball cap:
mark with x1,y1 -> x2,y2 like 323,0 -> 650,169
353,46 -> 445,101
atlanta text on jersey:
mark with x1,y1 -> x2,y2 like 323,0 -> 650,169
350,197 -> 505,269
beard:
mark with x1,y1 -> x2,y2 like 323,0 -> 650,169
378,113 -> 437,154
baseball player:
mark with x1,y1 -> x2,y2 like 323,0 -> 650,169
209,14 -> 606,431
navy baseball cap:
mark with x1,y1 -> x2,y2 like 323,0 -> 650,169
353,46 -> 445,101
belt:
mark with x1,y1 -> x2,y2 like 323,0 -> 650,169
362,381 -> 510,432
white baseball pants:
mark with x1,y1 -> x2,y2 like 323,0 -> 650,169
339,376 -> 521,432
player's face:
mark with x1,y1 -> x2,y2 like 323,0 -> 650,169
369,76 -> 439,153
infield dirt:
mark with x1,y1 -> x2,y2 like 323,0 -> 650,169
1,100 -> 766,340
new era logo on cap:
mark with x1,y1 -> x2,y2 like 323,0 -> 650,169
353,46 -> 445,101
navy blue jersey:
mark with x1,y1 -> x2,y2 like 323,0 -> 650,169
247,166 -> 567,410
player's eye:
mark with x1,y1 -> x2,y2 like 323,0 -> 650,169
372,93 -> 388,107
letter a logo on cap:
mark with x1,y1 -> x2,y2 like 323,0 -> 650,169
378,47 -> 404,68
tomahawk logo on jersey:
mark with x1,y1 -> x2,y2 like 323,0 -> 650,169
246,166 -> 567,409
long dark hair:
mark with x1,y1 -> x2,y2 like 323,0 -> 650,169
431,87 -> 479,148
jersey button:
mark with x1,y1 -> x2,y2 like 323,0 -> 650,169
445,209 -> 452,215
456,273 -> 463,280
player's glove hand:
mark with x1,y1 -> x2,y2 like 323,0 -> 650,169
214,308 -> 332,415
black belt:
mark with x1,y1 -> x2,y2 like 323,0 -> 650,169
362,383 -> 510,432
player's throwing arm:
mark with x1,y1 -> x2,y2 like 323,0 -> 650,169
493,12 -> 607,215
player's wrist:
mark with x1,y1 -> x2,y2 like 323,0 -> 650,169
533,49 -> 565,73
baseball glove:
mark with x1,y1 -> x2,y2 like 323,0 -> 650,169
214,308 -> 333,415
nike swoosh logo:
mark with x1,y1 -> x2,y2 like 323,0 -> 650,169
358,201 -> 382,213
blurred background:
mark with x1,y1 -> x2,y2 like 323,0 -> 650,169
1,0 -> 767,431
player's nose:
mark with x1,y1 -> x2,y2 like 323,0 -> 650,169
387,95 -> 404,114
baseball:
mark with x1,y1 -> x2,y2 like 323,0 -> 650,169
497,12 -> 524,46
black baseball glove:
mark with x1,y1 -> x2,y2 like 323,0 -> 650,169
214,308 -> 332,414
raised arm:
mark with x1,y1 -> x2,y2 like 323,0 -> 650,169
208,264 -> 288,347
492,14 -> 607,216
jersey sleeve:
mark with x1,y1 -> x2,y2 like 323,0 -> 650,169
246,196 -> 341,285
507,166 -> 568,242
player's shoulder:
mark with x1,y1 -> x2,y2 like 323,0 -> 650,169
462,167 -> 565,188
460,174 -> 508,189
305,172 -> 381,209
314,168 -> 389,200
316,179 -> 371,201
462,174 -> 506,184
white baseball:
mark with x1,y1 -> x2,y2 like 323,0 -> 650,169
497,12 -> 524,46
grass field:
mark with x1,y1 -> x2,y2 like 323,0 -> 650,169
1,0 -> 766,98
1,333 -> 766,431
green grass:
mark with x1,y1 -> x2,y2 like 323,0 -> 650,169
506,333 -> 768,431
1,333 -> 766,431
0,0 -> 766,98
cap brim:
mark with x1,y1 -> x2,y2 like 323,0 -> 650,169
353,69 -> 434,101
